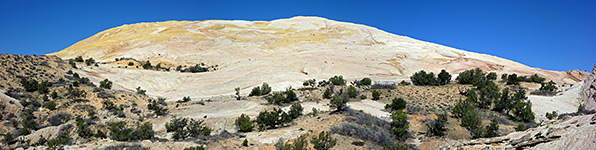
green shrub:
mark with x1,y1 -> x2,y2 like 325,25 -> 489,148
476,81 -> 500,109
69,60 -> 77,68
437,70 -> 452,85
484,119 -> 499,138
277,134 -> 308,150
142,61 -> 152,69
527,74 -> 546,83
256,108 -> 291,130
322,87 -> 333,99
330,94 -> 349,111
539,80 -> 557,92
184,146 -> 205,150
303,79 -> 317,87
486,72 -> 497,80
76,117 -> 93,138
128,62 -> 134,66
47,129 -> 71,149
289,102 -> 303,119
243,139 -> 249,147
267,89 -> 299,104
359,95 -> 367,100
399,80 -> 411,86
236,114 -> 253,132
360,77 -> 372,86
45,101 -> 57,110
385,97 -> 406,112
390,110 -> 409,141
177,96 -> 191,103
311,131 -> 336,150
74,56 -> 84,62
136,87 -> 146,95
426,112 -> 448,137
249,83 -> 272,96
20,78 -> 39,92
410,70 -> 438,86
501,73 -> 508,80
506,73 -> 521,85
85,58 -> 95,66
383,141 -> 408,150
493,88 -> 513,113
511,89 -> 534,122
329,75 -> 346,86
452,98 -> 475,118
95,130 -> 107,138
347,85 -> 358,98
166,117 -> 210,140
2,132 -> 15,145
235,87 -> 241,100
460,108 -> 482,138
147,100 -> 168,116
515,123 -> 527,131
109,121 -> 154,141
99,79 -> 112,89
456,68 -> 485,85
546,111 -> 558,120
372,90 -> 380,100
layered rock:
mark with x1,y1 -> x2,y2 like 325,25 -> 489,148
49,17 -> 586,93
580,64 -> 596,111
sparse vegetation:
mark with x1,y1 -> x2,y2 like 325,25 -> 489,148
390,110 -> 409,141
385,97 -> 406,112
289,102 -> 303,119
460,108 -> 482,139
329,75 -> 346,86
85,58 -> 95,66
323,87 -> 333,99
372,90 -> 380,100
256,108 -> 291,130
147,100 -> 168,116
360,77 -> 372,86
267,88 -> 298,104
515,123 -> 527,131
177,96 -> 191,103
236,114 -> 254,132
100,79 -> 112,89
136,87 -> 146,95
546,111 -> 558,120
426,112 -> 448,137
311,131 -> 337,150
330,94 -> 349,111
533,80 -> 558,96
109,121 -> 155,141
303,79 -> 317,87
249,83 -> 272,96
142,61 -> 152,69
438,69 -> 452,85
346,85 -> 358,98
276,134 -> 308,150
410,70 -> 439,86
165,117 -> 211,140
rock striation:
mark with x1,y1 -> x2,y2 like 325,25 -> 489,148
49,16 -> 586,94
580,64 -> 596,111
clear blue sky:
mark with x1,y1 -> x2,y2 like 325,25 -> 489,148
1,0 -> 594,72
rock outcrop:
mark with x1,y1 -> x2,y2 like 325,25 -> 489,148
580,64 -> 596,111
444,114 -> 596,149
46,16 -> 588,99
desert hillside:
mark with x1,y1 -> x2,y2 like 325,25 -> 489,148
49,16 -> 588,100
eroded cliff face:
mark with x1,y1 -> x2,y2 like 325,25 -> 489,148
580,65 -> 596,111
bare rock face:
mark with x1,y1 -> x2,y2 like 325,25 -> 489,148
444,114 -> 596,149
581,65 -> 596,111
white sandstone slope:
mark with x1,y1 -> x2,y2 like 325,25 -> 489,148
49,16 -> 587,99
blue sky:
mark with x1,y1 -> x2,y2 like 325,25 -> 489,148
0,0 -> 594,72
